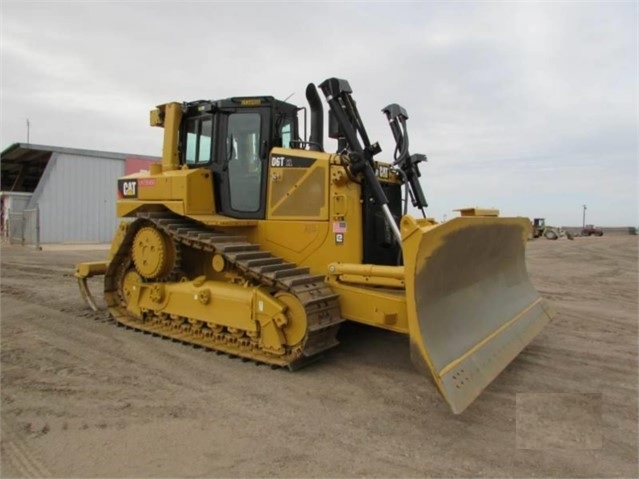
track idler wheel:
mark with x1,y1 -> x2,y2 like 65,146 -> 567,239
121,270 -> 142,306
274,292 -> 308,349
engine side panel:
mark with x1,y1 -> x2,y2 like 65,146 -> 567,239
116,168 -> 215,218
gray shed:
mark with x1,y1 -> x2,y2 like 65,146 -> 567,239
1,143 -> 159,245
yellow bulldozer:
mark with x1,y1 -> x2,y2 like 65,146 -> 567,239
76,78 -> 554,413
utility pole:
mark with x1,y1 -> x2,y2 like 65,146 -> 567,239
26,119 -> 30,144
582,204 -> 587,228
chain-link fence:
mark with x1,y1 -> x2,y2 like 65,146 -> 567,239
8,208 -> 39,248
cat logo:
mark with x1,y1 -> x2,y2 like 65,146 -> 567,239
376,165 -> 390,179
118,179 -> 137,199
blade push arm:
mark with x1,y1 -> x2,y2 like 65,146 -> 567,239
382,104 -> 428,215
318,78 -> 402,244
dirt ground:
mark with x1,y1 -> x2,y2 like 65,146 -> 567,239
0,236 -> 637,478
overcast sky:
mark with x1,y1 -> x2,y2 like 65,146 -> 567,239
1,1 -> 637,226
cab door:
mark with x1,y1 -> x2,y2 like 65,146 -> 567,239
215,108 -> 270,219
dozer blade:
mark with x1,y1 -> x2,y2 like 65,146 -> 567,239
401,216 -> 554,414
74,261 -> 108,311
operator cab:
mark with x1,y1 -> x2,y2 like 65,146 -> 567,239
178,97 -> 299,220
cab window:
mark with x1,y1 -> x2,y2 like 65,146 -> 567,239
280,119 -> 293,148
184,117 -> 213,165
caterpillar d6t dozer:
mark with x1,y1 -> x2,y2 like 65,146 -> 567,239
76,78 -> 554,413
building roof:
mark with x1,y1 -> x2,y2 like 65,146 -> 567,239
0,143 -> 159,193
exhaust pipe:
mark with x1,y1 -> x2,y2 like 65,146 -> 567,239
305,83 -> 323,151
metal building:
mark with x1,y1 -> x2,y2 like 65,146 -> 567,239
1,143 -> 159,245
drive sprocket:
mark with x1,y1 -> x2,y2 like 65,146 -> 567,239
131,225 -> 178,280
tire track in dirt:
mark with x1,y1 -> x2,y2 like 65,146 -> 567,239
1,417 -> 51,478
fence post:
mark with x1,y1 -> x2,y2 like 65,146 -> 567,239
35,207 -> 40,249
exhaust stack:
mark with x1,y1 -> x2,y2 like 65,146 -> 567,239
305,83 -> 323,152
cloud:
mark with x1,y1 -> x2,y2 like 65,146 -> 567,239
1,1 -> 636,226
